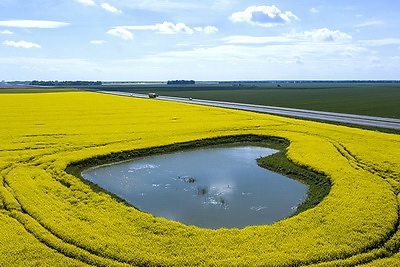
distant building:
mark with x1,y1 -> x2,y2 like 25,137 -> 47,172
167,80 -> 195,85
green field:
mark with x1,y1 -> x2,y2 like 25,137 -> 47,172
89,83 -> 400,119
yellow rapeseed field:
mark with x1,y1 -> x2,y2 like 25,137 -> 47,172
0,91 -> 399,266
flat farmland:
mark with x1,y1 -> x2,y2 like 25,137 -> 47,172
93,83 -> 400,119
1,90 -> 400,266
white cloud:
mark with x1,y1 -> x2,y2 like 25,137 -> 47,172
107,28 -> 134,40
309,8 -> 319,14
154,22 -> 193,34
340,47 -> 369,57
224,35 -> 295,44
90,40 -> 107,44
115,1 -> 220,12
299,28 -> 352,42
113,40 -> 400,80
101,3 -> 122,14
224,29 -> 352,44
122,41 -> 358,65
3,40 -> 41,48
360,38 -> 400,46
75,0 -> 123,14
203,26 -> 219,34
0,20 -> 70,28
369,56 -> 381,64
75,0 -> 96,6
356,20 -> 385,28
194,26 -> 219,34
0,30 -> 13,34
292,55 -> 304,64
113,22 -> 217,36
229,5 -> 299,27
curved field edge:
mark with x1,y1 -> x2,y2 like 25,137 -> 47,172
66,134 -> 331,216
0,91 -> 399,266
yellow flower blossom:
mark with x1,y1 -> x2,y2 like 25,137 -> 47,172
0,91 -> 399,266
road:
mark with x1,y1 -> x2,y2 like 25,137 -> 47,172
91,90 -> 400,130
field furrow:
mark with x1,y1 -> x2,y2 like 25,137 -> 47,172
1,91 -> 399,266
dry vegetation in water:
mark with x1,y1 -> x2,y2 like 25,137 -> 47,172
0,91 -> 399,266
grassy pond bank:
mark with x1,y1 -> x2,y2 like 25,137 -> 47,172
67,135 -> 331,224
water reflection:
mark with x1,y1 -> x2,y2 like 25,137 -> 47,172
82,146 -> 307,229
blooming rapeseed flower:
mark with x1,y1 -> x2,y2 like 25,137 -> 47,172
0,91 -> 399,266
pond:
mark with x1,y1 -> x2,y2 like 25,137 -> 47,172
82,146 -> 308,229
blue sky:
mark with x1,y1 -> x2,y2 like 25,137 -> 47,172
0,0 -> 399,81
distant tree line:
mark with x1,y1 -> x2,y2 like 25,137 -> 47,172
1,81 -> 31,85
167,80 -> 195,85
30,80 -> 102,86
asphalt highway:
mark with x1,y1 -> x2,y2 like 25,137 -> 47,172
92,90 -> 400,130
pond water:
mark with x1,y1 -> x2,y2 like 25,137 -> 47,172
82,146 -> 308,229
